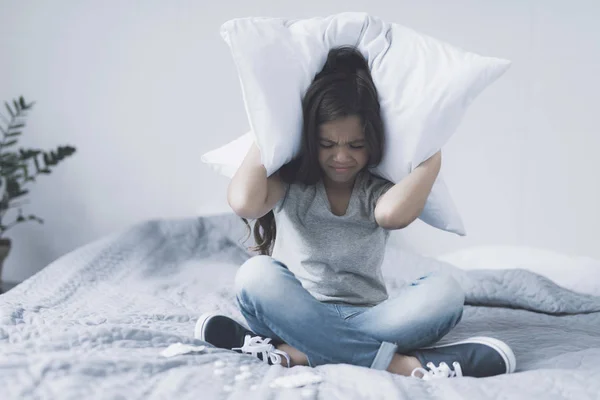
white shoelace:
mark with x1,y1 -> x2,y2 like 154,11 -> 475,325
232,334 -> 291,367
411,361 -> 463,380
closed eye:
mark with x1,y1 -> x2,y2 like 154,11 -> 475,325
319,143 -> 365,149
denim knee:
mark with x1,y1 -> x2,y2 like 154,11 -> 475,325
424,272 -> 465,320
234,255 -> 283,304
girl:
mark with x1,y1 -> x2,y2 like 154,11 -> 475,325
196,46 -> 516,379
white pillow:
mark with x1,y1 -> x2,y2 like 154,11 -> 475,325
202,131 -> 254,178
205,12 -> 511,235
436,245 -> 600,296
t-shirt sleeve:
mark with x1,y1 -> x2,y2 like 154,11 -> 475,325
365,174 -> 395,219
273,181 -> 291,213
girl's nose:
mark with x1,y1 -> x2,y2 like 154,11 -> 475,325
333,148 -> 352,163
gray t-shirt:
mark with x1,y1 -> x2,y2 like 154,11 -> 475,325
271,169 -> 395,306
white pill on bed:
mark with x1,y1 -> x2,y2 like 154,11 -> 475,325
160,343 -> 206,357
235,371 -> 252,381
214,360 -> 225,368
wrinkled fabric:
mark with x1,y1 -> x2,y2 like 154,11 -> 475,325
0,213 -> 598,399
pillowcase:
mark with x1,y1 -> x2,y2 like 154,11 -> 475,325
204,11 -> 511,235
202,131 -> 254,178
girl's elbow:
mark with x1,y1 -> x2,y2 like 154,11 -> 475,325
375,209 -> 411,230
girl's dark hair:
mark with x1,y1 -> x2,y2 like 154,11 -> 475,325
240,45 -> 386,255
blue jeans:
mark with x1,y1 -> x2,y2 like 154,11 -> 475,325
234,255 -> 465,370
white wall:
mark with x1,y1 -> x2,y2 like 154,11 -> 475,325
1,0 -> 598,282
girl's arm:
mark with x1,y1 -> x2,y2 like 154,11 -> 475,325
374,150 -> 442,230
227,141 -> 285,219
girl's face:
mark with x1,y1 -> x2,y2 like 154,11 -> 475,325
317,115 -> 369,184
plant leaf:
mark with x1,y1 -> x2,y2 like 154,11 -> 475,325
4,102 -> 14,118
28,215 -> 43,224
1,140 -> 18,148
9,123 -> 25,130
20,97 -> 35,110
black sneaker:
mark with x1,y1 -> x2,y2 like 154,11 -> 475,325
195,312 -> 291,367
407,336 -> 516,379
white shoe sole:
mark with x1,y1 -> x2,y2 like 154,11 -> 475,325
194,312 -> 218,341
421,336 -> 517,374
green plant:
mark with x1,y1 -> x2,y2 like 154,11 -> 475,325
0,96 -> 76,238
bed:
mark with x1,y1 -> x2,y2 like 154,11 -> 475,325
1,213 -> 599,399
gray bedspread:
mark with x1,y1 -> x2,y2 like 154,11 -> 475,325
0,213 -> 599,399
